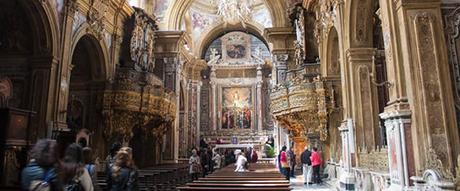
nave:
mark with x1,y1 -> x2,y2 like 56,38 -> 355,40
1,0 -> 460,190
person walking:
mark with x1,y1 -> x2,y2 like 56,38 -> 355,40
287,147 -> 296,178
300,147 -> 312,185
21,139 -> 62,191
310,147 -> 322,184
189,149 -> 201,181
108,150 -> 138,191
279,146 -> 290,180
60,143 -> 94,191
82,147 -> 98,189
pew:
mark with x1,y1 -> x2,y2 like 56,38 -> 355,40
177,163 -> 291,191
97,163 -> 189,191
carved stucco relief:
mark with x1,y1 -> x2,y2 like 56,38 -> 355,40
413,11 -> 451,173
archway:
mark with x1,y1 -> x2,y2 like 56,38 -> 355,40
68,35 -> 107,155
327,28 -> 341,77
165,0 -> 287,30
0,0 -> 58,186
0,0 -> 57,140
324,27 -> 343,162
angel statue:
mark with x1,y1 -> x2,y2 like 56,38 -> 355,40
208,48 -> 221,65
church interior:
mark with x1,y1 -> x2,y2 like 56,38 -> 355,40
1,0 -> 460,190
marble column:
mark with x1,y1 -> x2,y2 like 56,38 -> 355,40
210,67 -> 217,131
256,66 -> 263,132
196,81 -> 202,146
174,61 -> 183,161
185,80 -> 191,149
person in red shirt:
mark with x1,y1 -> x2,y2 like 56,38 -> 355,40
310,147 -> 322,183
279,146 -> 290,180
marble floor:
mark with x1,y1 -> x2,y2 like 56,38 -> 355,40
290,175 -> 336,191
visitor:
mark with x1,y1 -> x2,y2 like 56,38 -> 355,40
189,149 -> 201,181
200,148 -> 211,176
82,147 -> 98,188
279,146 -> 290,180
311,147 -> 322,184
118,147 -> 139,190
199,138 -> 208,149
212,150 -> 222,169
21,139 -> 62,191
108,150 -> 137,191
250,149 -> 258,163
105,143 -> 122,174
60,143 -> 94,191
234,149 -> 247,172
207,148 -> 214,173
300,146 -> 312,185
244,149 -> 251,163
287,147 -> 296,178
277,147 -> 284,174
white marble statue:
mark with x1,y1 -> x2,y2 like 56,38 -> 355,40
208,48 -> 221,65
252,46 -> 264,63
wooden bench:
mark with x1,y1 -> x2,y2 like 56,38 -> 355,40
97,163 -> 189,191
186,183 -> 290,187
176,187 -> 291,190
178,163 -> 291,191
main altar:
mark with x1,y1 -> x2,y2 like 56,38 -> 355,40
199,32 -> 274,154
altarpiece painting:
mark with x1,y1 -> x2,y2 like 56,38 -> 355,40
221,87 -> 252,129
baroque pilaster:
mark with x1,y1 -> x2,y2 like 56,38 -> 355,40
379,0 -> 459,187
346,48 -> 380,151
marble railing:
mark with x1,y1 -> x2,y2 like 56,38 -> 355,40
410,170 -> 456,191
351,147 -> 391,191
352,167 -> 390,191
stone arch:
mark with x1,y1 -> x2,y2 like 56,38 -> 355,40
0,0 -> 60,140
196,22 -> 269,58
346,0 -> 374,48
165,0 -> 287,30
71,26 -> 111,80
326,27 -> 341,77
67,34 -> 109,148
22,0 -> 60,57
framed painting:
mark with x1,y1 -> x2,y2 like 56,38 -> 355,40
221,32 -> 251,61
221,87 -> 253,129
